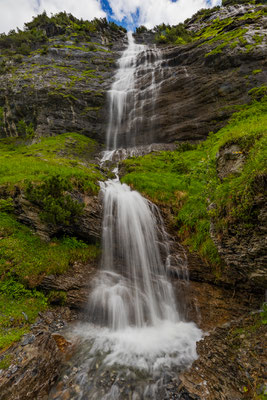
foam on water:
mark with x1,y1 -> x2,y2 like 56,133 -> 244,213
73,320 -> 202,371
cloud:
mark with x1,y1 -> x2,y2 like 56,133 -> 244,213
38,0 -> 106,20
0,0 -> 37,33
0,0 -> 106,34
108,0 -> 222,29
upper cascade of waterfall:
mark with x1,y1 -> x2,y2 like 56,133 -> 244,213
105,31 -> 163,152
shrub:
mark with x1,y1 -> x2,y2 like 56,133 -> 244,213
17,120 -> 35,137
136,26 -> 148,34
25,174 -> 84,226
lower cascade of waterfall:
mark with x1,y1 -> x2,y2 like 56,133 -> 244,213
49,175 -> 202,400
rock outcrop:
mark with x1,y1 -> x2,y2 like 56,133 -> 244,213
0,309 -> 74,400
131,4 -> 267,145
178,311 -> 266,400
0,27 -> 126,142
13,189 -> 102,242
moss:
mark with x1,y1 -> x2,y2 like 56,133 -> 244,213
248,85 -> 267,100
252,69 -> 262,75
48,90 -> 78,101
81,106 -> 101,115
0,354 -> 13,370
48,290 -> 67,305
0,198 -> 14,213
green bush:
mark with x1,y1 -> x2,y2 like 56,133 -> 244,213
26,174 -> 84,226
17,120 -> 34,137
136,26 -> 148,34
155,23 -> 193,45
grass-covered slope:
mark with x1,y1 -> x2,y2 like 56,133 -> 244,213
121,92 -> 267,275
0,132 -> 103,351
0,132 -> 102,191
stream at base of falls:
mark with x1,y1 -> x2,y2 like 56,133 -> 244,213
48,31 -> 202,400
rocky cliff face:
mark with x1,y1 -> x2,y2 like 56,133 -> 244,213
132,3 -> 267,144
1,5 -> 266,146
0,25 -> 126,142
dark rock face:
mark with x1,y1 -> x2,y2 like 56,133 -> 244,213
178,312 -> 267,400
210,193 -> 267,291
0,29 -> 127,142
131,4 -> 267,145
0,309 -> 74,400
1,5 -> 266,147
39,261 -> 98,310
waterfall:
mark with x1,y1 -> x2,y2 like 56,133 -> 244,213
49,32 -> 202,400
89,178 -> 179,330
87,31 -> 202,364
105,32 -> 163,154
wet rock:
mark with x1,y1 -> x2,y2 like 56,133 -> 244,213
210,192 -> 267,291
39,261 -> 98,310
0,309 -> 78,400
0,332 -> 63,400
21,334 -> 35,346
178,312 -> 267,400
51,334 -> 72,353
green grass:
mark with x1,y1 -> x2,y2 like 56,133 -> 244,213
121,94 -> 267,269
0,132 -> 103,349
0,276 -> 47,350
0,132 -> 103,192
0,212 -> 100,350
0,212 -> 100,285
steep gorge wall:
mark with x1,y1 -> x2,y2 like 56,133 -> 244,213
0,4 -> 266,146
0,26 -> 126,142
132,3 -> 267,145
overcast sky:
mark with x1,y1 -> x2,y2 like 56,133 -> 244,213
0,0 -> 221,34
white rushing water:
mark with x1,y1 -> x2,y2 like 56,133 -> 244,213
105,31 -> 163,152
50,32 -> 202,400
86,31 -> 202,371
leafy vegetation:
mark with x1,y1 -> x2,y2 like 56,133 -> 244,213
0,212 -> 100,348
0,212 -> 100,284
0,275 -> 47,350
154,23 -> 193,45
26,175 -> 84,226
121,93 -> 267,270
0,11 -> 126,57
